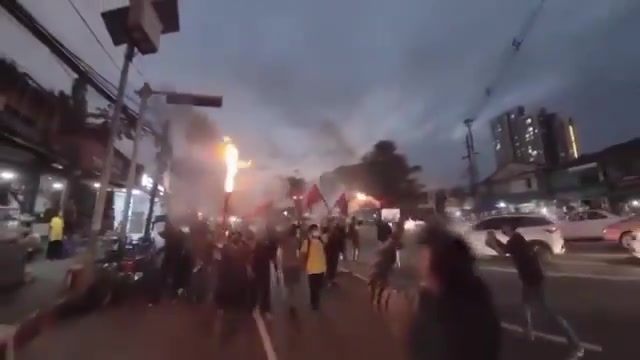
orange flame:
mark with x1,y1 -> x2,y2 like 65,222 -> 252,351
223,137 -> 238,192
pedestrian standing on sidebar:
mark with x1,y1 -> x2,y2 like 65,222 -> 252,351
409,224 -> 501,360
46,211 -> 64,260
486,225 -> 584,360
300,224 -> 327,311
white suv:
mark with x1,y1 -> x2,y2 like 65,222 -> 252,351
463,214 -> 566,259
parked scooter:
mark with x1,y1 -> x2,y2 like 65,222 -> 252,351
95,235 -> 162,306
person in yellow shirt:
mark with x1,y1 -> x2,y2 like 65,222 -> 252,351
300,224 -> 327,311
47,213 -> 64,260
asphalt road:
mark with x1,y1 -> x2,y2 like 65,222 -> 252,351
14,227 -> 639,360
17,264 -> 635,360
348,227 -> 640,360
17,303 -> 268,360
16,272 -> 405,360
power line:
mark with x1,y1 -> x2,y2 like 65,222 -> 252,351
2,6 -> 75,84
65,0 -> 146,81
472,0 -> 548,117
462,0 -> 548,184
1,0 -> 157,136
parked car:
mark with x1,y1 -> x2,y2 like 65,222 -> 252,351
463,214 -> 565,259
559,210 -> 622,240
602,215 -> 640,248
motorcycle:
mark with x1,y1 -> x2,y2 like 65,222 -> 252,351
95,235 -> 162,306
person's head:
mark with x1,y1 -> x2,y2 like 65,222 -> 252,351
414,224 -> 476,294
501,223 -> 516,237
308,224 -> 320,238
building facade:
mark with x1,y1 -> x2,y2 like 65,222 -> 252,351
491,106 -> 578,168
1,58 -> 146,234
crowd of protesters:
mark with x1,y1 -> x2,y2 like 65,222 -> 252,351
154,212 -> 583,360
156,215 -> 356,316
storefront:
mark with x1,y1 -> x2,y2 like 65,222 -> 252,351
112,173 -> 165,239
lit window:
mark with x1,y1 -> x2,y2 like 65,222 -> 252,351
525,118 -> 532,125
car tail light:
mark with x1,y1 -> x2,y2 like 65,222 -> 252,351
544,227 -> 558,234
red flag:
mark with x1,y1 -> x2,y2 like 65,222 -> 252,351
246,200 -> 273,219
305,184 -> 325,210
333,193 -> 348,216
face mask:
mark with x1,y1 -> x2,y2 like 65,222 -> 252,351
311,230 -> 320,238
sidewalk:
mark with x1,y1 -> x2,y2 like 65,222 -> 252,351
0,258 -> 72,325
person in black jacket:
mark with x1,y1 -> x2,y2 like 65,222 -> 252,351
159,223 -> 191,298
486,225 -> 584,360
325,222 -> 346,287
251,226 -> 279,318
376,218 -> 392,244
408,223 -> 501,360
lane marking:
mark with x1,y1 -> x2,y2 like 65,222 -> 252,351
500,322 -> 603,352
252,310 -> 278,360
480,266 -> 640,281
344,267 -> 605,353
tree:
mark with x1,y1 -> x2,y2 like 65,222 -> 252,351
359,140 -> 425,207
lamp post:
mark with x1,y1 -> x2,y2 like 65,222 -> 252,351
119,84 -> 222,238
65,1 -> 181,292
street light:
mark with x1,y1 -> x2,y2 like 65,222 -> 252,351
63,1 -> 181,292
119,83 -> 223,238
88,0 -> 180,258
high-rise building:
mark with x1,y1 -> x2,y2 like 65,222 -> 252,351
491,106 -> 525,166
491,106 -> 578,168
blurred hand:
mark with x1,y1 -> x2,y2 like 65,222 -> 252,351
484,235 -> 498,249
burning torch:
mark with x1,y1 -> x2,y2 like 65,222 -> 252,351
222,137 -> 238,228
221,136 -> 251,229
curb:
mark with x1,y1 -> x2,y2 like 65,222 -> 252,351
0,264 -> 88,360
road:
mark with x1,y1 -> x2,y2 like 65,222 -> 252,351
16,265 -> 633,359
14,226 -> 639,360
348,226 -> 640,360
16,273 -> 405,360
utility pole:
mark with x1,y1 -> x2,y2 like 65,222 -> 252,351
143,119 -> 172,238
462,118 -> 479,195
118,83 -> 152,238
